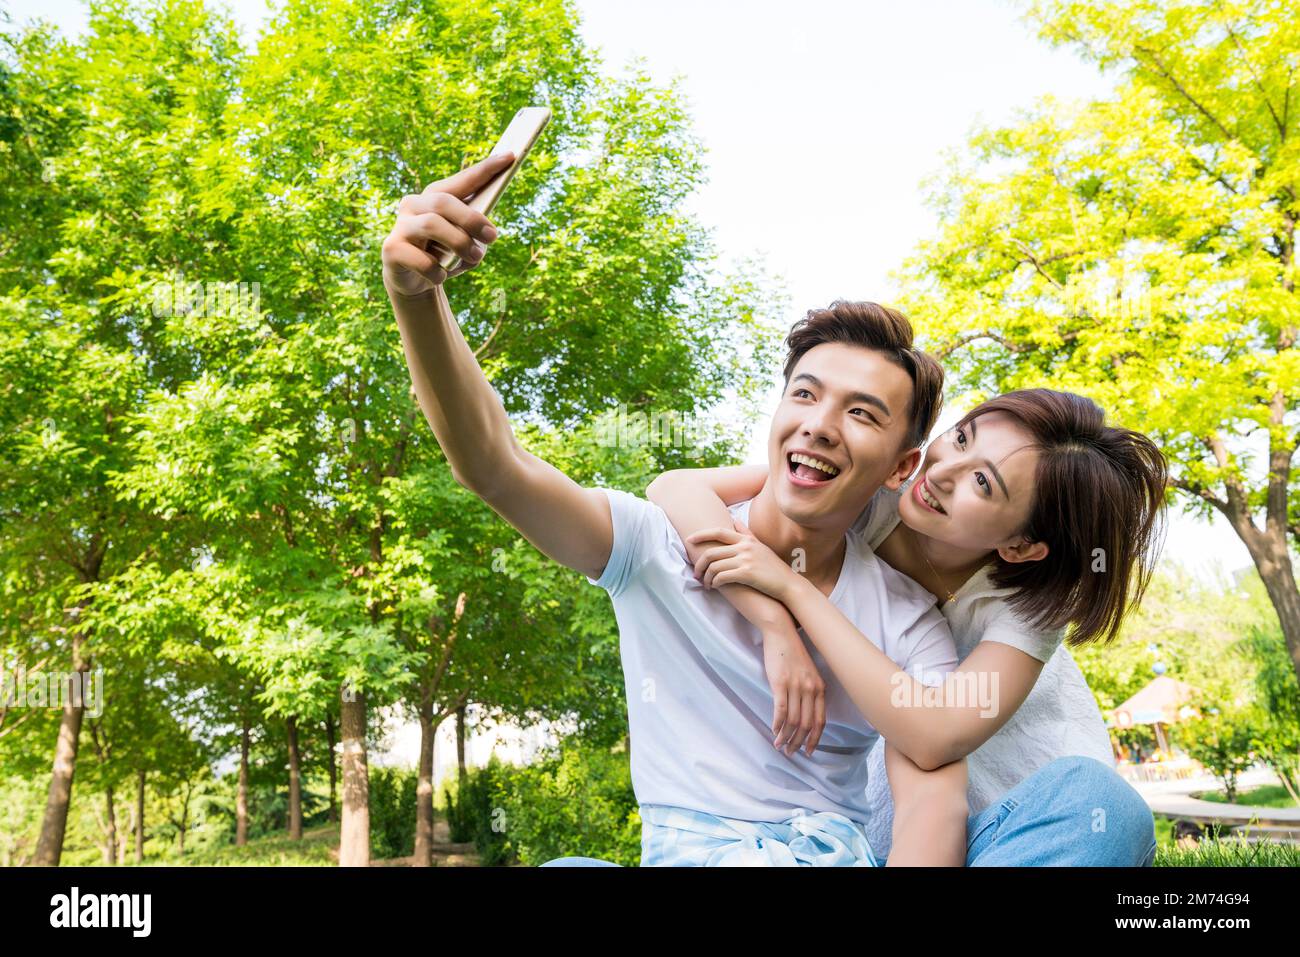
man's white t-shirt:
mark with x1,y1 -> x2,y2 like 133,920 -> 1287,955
850,485 -> 1116,857
586,488 -> 958,825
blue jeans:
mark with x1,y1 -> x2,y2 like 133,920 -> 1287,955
541,755 -> 1157,867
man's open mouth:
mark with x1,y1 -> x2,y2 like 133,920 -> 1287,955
787,451 -> 841,484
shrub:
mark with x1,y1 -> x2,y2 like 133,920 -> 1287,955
496,739 -> 641,867
442,757 -> 513,865
368,766 -> 417,859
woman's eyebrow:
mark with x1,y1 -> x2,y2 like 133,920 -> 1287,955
983,458 -> 1009,498
965,419 -> 1008,496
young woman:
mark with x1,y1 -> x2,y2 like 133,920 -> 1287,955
647,387 -> 1168,862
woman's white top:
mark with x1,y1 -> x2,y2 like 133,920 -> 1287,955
848,486 -> 1116,859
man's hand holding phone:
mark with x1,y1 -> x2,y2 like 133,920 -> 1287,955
380,151 -> 514,297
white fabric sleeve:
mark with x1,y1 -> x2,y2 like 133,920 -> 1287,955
978,599 -> 1065,664
586,488 -> 661,598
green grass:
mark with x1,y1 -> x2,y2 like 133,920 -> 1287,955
1153,835 -> 1300,867
1153,809 -> 1300,867
67,824 -> 340,867
157,824 -> 340,866
61,813 -> 1300,868
1195,784 -> 1300,809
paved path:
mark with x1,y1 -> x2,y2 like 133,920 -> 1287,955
1131,767 -> 1300,832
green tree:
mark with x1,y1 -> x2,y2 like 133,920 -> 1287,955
2,0 -> 779,868
1180,704 -> 1258,802
1236,621 -> 1300,801
899,0 -> 1300,685
0,0 -> 246,861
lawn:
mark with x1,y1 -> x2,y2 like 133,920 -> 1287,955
1195,784 -> 1300,809
61,818 -> 1300,867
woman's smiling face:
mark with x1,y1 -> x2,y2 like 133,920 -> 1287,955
899,410 -> 1047,558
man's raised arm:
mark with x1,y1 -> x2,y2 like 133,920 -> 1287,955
381,154 -> 613,581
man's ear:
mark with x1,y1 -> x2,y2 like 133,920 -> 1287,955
883,446 -> 922,491
997,539 -> 1049,564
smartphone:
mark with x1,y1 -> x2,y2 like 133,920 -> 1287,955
429,106 -> 551,272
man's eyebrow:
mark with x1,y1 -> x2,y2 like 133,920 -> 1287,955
849,391 -> 892,417
791,373 -> 891,417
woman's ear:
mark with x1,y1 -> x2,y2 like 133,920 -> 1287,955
997,539 -> 1049,564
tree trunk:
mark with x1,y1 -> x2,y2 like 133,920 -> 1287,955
1207,413 -> 1300,689
118,806 -> 129,864
287,715 -> 302,840
1248,530 -> 1300,690
456,704 -> 467,791
338,687 -> 369,867
176,798 -> 188,856
103,784 -> 118,865
413,696 -> 436,868
236,717 -> 250,846
32,624 -> 89,866
134,768 -> 145,862
325,711 -> 338,824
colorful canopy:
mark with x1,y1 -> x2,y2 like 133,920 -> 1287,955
1111,676 -> 1198,728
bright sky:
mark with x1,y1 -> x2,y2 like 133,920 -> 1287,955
13,0 -> 1255,578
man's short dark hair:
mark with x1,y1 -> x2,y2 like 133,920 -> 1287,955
782,300 -> 944,449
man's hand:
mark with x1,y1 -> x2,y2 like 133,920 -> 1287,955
381,152 -> 515,297
383,154 -> 615,583
762,627 -> 826,757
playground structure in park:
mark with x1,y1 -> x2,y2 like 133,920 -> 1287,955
1107,675 -> 1300,846
1109,675 -> 1202,784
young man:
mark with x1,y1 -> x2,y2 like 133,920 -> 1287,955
381,154 -> 968,865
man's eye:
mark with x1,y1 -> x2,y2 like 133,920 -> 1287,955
850,408 -> 876,422
793,388 -> 812,398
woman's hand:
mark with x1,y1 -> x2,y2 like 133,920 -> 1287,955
761,626 -> 826,756
381,152 -> 513,297
686,518 -> 803,602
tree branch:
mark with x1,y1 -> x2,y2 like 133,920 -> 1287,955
935,332 -> 1021,358
1008,238 -> 1066,290
1133,45 -> 1236,143
427,591 -> 467,703
435,689 -> 470,725
1170,476 -> 1229,513
1217,10 -> 1286,140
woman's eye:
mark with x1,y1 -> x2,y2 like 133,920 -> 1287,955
976,472 -> 990,493
954,427 -> 967,448
793,388 -> 812,399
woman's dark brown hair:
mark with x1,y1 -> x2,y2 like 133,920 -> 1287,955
783,300 -> 945,450
956,389 -> 1169,647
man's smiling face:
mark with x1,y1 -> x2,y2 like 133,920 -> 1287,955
767,341 -> 920,530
